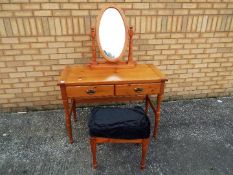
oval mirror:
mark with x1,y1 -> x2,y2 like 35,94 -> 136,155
96,6 -> 128,62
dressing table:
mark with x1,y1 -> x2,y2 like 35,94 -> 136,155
58,5 -> 167,144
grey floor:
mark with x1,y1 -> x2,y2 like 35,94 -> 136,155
0,97 -> 233,175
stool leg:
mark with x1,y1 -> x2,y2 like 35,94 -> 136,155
90,138 -> 97,168
140,139 -> 149,169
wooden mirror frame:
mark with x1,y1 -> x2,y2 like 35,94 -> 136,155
96,5 -> 128,63
88,4 -> 136,68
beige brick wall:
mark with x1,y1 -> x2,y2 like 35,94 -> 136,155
0,1 -> 233,112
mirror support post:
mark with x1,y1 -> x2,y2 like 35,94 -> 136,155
91,27 -> 97,65
128,26 -> 134,65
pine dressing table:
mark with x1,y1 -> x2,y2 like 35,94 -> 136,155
57,5 -> 167,144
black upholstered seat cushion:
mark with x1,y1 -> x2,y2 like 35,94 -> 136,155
88,106 -> 150,139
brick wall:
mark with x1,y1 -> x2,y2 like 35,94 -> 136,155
0,1 -> 233,112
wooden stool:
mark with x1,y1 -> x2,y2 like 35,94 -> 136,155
88,106 -> 150,169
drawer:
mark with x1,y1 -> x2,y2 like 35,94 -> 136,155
66,85 -> 114,97
115,83 -> 161,96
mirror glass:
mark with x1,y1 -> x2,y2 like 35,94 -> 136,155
98,8 -> 126,61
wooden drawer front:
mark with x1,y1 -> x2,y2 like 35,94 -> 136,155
115,83 -> 161,96
66,85 -> 114,97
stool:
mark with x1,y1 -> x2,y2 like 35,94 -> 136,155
88,106 -> 150,169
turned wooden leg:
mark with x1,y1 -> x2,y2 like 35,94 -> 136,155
90,138 -> 97,169
153,94 -> 163,138
140,139 -> 149,169
63,99 -> 73,144
60,85 -> 73,144
72,99 -> 77,122
145,95 -> 149,115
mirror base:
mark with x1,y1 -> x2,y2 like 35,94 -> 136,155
87,61 -> 136,69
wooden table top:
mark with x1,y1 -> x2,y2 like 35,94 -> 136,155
58,64 -> 167,86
